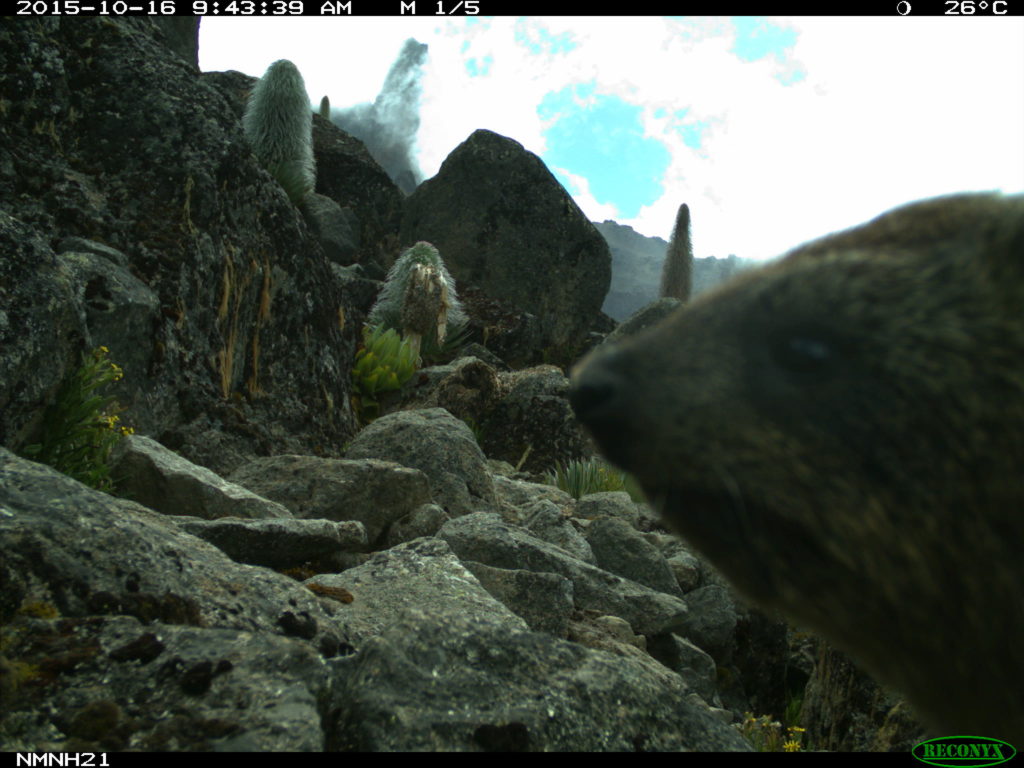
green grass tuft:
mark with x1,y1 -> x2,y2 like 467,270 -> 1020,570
545,457 -> 629,499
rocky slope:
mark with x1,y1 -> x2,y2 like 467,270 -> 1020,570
0,17 -> 923,752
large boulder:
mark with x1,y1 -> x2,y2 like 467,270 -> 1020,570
401,129 -> 612,360
479,366 -> 591,476
330,607 -> 750,752
228,454 -> 433,546
0,18 -> 357,459
345,408 -> 496,517
310,113 -> 405,271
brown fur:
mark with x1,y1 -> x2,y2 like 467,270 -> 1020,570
570,193 -> 1024,742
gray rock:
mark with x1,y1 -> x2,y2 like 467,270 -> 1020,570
0,213 -> 90,450
384,503 -> 450,548
457,343 -> 508,371
522,499 -> 595,564
228,454 -> 431,546
575,491 -> 643,527
2,614 -> 329,751
149,18 -> 200,69
330,262 -> 380,317
593,614 -> 645,648
55,237 -> 131,269
156,415 -> 258,478
329,608 -> 751,751
479,366 -> 590,475
567,613 -> 677,681
667,549 -> 703,593
802,642 -> 928,752
0,449 -> 346,652
396,357 -> 501,429
647,633 -> 721,706
457,287 -> 547,369
55,248 -> 162,419
345,408 -> 495,516
596,218 -> 671,322
311,111 -> 405,271
438,513 -> 689,638
401,129 -> 612,354
462,560 -> 575,637
306,537 -> 527,645
302,192 -> 360,265
174,516 -> 367,569
587,516 -> 684,598
492,473 -> 574,513
676,585 -> 739,665
728,604 -> 791,722
112,435 -> 293,520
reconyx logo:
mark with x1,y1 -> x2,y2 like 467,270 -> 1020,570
913,736 -> 1017,767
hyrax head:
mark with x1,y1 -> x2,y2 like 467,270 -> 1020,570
570,193 -> 1024,740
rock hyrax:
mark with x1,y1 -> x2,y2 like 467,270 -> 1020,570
570,193 -> 1024,742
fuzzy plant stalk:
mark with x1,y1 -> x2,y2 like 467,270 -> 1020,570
399,262 -> 450,361
659,202 -> 693,301
319,95 -> 330,120
368,241 -> 468,357
242,59 -> 316,205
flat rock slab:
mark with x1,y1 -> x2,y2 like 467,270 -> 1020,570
173,516 -> 368,568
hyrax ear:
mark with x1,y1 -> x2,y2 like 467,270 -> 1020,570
890,192 -> 1024,283
989,193 -> 1024,278
956,193 -> 1024,287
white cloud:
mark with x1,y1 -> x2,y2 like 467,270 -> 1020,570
200,17 -> 448,106
547,165 -> 622,223
201,16 -> 1024,261
622,17 -> 1024,259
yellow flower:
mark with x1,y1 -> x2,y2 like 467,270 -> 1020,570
783,740 -> 802,752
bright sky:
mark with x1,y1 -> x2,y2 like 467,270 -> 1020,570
200,16 -> 1024,261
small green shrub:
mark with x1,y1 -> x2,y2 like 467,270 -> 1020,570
351,325 -> 418,422
18,346 -> 133,492
735,712 -> 806,752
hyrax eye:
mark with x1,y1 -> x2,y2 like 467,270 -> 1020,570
773,331 -> 838,376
